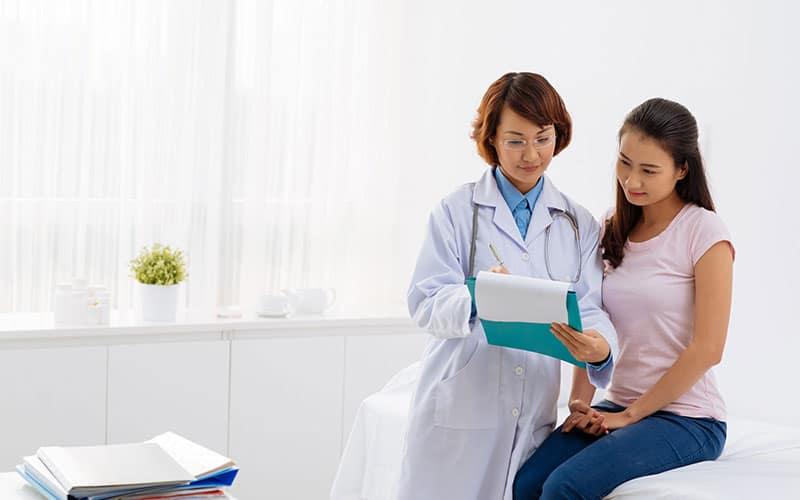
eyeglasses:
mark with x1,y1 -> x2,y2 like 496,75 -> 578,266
500,134 -> 556,151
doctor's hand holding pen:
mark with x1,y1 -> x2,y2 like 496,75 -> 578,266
488,243 -> 510,274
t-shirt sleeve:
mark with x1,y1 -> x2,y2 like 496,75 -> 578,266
688,209 -> 735,266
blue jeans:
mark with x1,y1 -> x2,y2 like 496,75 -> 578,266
512,400 -> 727,500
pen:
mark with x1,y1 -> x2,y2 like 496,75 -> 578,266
488,243 -> 504,267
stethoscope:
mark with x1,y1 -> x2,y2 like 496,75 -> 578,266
468,203 -> 582,284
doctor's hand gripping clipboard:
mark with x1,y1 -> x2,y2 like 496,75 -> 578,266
465,246 -> 586,367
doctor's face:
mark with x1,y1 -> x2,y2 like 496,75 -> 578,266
492,106 -> 556,194
616,130 -> 687,207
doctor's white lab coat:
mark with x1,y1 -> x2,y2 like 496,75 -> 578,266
395,168 -> 618,500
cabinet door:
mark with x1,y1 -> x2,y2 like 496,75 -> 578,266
341,333 -> 426,445
229,336 -> 344,500
107,340 -> 229,454
0,346 -> 106,470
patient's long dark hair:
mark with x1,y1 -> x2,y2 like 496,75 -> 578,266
602,98 -> 715,269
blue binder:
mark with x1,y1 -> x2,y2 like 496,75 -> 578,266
466,277 -> 585,367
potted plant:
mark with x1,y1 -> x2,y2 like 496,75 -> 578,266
129,243 -> 187,322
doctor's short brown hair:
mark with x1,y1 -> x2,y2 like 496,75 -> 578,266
471,72 -> 572,166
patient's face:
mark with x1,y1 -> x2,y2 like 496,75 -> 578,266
615,130 -> 686,207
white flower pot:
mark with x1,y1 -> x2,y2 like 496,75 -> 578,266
139,283 -> 180,322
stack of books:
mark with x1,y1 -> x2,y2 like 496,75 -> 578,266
15,432 -> 239,500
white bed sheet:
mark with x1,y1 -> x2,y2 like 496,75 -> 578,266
331,363 -> 800,500
609,414 -> 800,499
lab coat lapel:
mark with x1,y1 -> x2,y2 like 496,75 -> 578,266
493,201 -> 526,249
472,168 -> 526,250
524,176 -> 566,246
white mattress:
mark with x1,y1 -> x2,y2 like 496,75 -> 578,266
331,363 -> 800,500
608,414 -> 800,499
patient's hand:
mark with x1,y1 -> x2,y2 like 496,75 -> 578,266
594,411 -> 635,431
561,399 -> 608,436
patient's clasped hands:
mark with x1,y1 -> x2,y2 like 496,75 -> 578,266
562,399 -> 636,436
562,399 -> 608,436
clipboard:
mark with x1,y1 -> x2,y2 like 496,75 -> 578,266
466,277 -> 585,367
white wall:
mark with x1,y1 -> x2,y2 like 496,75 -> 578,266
360,1 -> 798,424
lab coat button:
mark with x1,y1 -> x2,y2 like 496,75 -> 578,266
521,253 -> 530,261
512,408 -> 520,417
515,366 -> 524,376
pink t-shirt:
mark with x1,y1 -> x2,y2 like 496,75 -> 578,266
602,203 -> 733,421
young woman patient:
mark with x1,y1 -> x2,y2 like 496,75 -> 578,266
513,98 -> 734,500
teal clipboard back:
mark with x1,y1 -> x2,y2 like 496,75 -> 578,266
465,277 -> 585,368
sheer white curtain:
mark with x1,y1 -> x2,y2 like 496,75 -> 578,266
0,0 -> 403,314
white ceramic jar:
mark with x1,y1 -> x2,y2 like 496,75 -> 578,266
53,283 -> 73,325
70,277 -> 89,325
88,285 -> 111,325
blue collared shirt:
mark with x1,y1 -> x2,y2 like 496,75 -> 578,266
468,169 -> 544,319
493,167 -> 544,240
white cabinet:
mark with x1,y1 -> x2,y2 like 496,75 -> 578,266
229,336 -> 345,500
0,346 -> 106,471
0,315 -> 419,498
106,339 -> 230,454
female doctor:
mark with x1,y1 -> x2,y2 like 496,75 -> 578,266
395,72 -> 619,500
